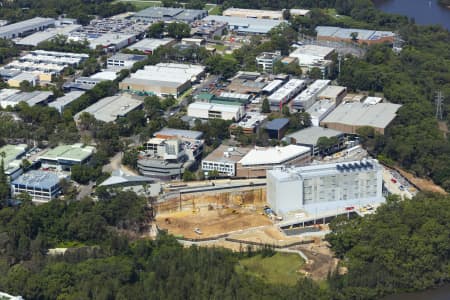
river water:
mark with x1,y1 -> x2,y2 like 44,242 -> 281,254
373,0 -> 450,29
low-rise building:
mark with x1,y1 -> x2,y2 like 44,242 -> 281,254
120,63 -> 204,97
229,112 -> 267,135
317,85 -> 347,103
265,118 -> 290,139
99,170 -> 161,197
268,79 -> 306,110
187,102 -> 244,121
203,15 -> 285,35
289,45 -> 335,76
0,17 -> 55,39
74,94 -> 143,123
316,26 -> 395,45
0,144 -> 27,180
285,126 -> 345,156
0,90 -> 53,108
15,24 -> 81,47
291,79 -> 330,111
267,159 -> 384,216
201,145 -> 250,177
237,145 -> 311,178
49,91 -> 85,113
7,73 -> 39,88
154,128 -> 204,140
321,102 -> 402,134
226,71 -> 268,94
11,170 -> 62,202
223,8 -> 284,20
127,38 -> 175,54
89,33 -> 136,51
132,7 -> 207,23
38,144 -> 95,171
256,51 -> 282,73
106,53 -> 147,70
191,19 -> 227,39
289,9 -> 311,17
306,99 -> 337,127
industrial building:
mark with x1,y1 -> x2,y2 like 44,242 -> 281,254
229,112 -> 267,135
11,170 -> 62,202
74,94 -> 143,123
0,90 -> 53,108
0,17 -> 55,39
7,73 -> 39,88
187,102 -> 244,121
316,26 -> 395,45
127,38 -> 175,54
226,71 -> 268,94
38,144 -> 95,171
292,79 -> 330,111
202,15 -> 285,34
106,53 -> 147,70
289,45 -> 335,76
256,51 -> 282,73
268,79 -> 306,110
88,33 -> 136,51
49,91 -> 85,113
317,85 -> 347,103
138,133 -> 204,180
120,63 -> 205,97
307,99 -> 337,127
265,118 -> 290,139
267,159 -> 384,216
261,79 -> 284,95
290,9 -> 311,17
15,24 -> 81,46
191,19 -> 227,39
286,126 -> 345,156
237,145 -> 311,178
154,128 -> 203,140
222,8 -> 284,20
132,7 -> 208,23
321,101 -> 402,134
0,144 -> 27,180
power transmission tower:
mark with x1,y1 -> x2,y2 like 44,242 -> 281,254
435,90 -> 444,120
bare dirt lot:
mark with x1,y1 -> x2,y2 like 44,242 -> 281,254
156,207 -> 272,239
228,226 -> 305,246
396,167 -> 447,195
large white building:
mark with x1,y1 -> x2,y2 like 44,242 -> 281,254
267,79 -> 306,110
187,102 -> 244,121
267,159 -> 384,216
0,17 -> 55,39
289,45 -> 335,76
292,79 -> 330,111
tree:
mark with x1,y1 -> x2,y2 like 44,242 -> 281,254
167,22 -> 191,40
350,31 -> 359,42
261,97 -> 271,113
147,21 -> 165,38
308,67 -> 322,80
183,170 -> 196,182
19,80 -> 34,92
0,153 -> 9,206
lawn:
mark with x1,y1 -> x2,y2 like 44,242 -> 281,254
205,4 -> 222,15
115,0 -> 162,11
236,252 -> 305,286
323,8 -> 369,28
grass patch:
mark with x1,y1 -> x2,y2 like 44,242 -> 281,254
236,253 -> 304,286
205,4 -> 222,15
323,8 -> 370,28
115,0 -> 161,11
55,241 -> 86,248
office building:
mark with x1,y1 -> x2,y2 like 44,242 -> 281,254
229,112 -> 267,135
316,26 -> 395,45
226,71 -> 268,94
289,45 -> 335,76
11,170 -> 62,202
0,144 -> 27,180
127,38 -> 175,54
265,118 -> 290,139
223,8 -> 284,20
266,159 -> 384,216
154,128 -> 203,140
0,17 -> 55,39
203,15 -> 285,34
201,145 -> 250,177
74,94 -> 143,123
120,63 -> 205,97
256,51 -> 282,72
268,79 -> 306,110
38,144 -> 95,171
106,53 -> 147,70
49,91 -> 85,113
321,102 -> 402,134
286,126 -> 345,156
133,7 -> 207,23
307,99 -> 337,127
292,79 -> 330,111
187,102 -> 244,121
237,145 -> 311,178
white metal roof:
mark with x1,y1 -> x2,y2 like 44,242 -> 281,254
239,145 -> 310,166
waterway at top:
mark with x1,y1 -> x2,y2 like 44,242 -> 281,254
373,0 -> 450,30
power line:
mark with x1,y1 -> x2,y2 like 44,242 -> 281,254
435,90 -> 444,121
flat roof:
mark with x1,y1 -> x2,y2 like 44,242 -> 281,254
154,128 -> 203,140
203,15 -> 285,34
108,53 -> 147,61
0,144 -> 27,164
189,101 -> 242,113
290,44 -> 335,59
134,7 -> 206,21
223,8 -> 283,18
75,94 -> 143,123
49,91 -> 85,111
287,126 -> 344,146
234,112 -> 267,129
239,145 -> 310,166
39,144 -> 94,162
16,24 -> 81,46
89,33 -> 135,48
12,170 -> 60,189
293,80 -> 330,104
316,26 -> 395,41
322,102 -> 402,129
267,79 -> 305,102
265,118 -> 289,130
0,17 -> 55,37
127,38 -> 174,51
127,63 -> 204,85
318,85 -> 346,99
203,144 -> 250,164
90,71 -> 118,81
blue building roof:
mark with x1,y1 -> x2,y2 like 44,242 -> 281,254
12,170 -> 60,189
265,118 -> 289,131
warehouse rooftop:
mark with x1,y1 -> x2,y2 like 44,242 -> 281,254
239,145 -> 310,166
12,170 -> 60,190
287,127 -> 344,146
39,144 -> 94,163
154,128 -> 204,140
